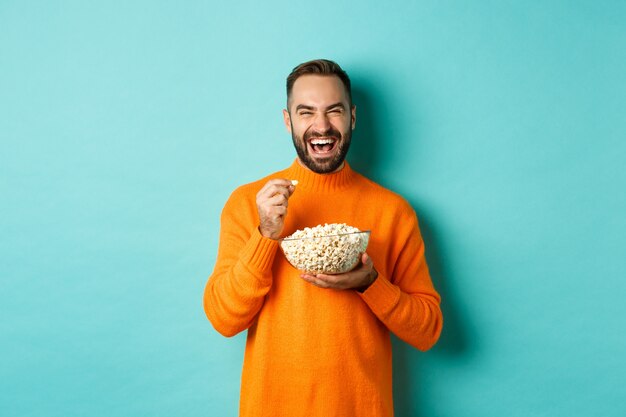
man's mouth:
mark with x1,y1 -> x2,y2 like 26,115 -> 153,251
308,137 -> 338,155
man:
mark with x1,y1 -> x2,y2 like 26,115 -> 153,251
204,59 -> 442,417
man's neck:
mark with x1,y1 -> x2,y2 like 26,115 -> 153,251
296,158 -> 345,174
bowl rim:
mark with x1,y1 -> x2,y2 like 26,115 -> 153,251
279,230 -> 371,242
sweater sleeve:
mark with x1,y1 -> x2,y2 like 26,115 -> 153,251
203,190 -> 278,337
359,206 -> 443,351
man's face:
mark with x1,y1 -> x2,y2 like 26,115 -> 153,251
283,75 -> 356,174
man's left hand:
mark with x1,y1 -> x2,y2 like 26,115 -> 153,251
300,253 -> 378,292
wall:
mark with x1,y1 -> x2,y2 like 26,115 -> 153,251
1,1 -> 625,416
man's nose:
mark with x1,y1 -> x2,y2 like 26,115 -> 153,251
312,113 -> 331,131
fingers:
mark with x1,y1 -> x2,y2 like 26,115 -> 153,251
266,192 -> 289,207
302,272 -> 365,290
258,179 -> 295,201
256,179 -> 297,239
300,273 -> 340,289
300,271 -> 356,290
300,252 -> 375,290
257,179 -> 296,209
361,253 -> 373,268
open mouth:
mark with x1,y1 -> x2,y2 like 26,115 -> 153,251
308,137 -> 338,155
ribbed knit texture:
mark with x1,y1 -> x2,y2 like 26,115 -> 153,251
204,160 -> 443,417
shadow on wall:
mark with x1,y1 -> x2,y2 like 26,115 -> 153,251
393,208 -> 473,417
350,81 -> 473,416
347,84 -> 383,175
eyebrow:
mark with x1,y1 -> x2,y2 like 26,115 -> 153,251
295,102 -> 346,112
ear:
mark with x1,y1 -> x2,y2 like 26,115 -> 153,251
283,109 -> 292,133
351,105 -> 357,130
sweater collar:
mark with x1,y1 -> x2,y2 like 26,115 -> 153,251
286,159 -> 356,192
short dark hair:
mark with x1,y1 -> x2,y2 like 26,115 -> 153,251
286,59 -> 352,107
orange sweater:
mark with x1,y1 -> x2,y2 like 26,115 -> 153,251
204,160 -> 442,417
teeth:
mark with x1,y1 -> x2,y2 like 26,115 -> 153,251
310,138 -> 334,145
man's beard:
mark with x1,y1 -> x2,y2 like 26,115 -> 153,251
291,125 -> 352,174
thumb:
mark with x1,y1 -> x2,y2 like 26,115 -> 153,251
361,252 -> 373,267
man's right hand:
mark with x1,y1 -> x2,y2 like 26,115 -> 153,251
256,179 -> 296,240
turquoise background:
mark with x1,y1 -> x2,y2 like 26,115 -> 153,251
1,1 -> 625,416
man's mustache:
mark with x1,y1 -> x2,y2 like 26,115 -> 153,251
304,127 -> 342,140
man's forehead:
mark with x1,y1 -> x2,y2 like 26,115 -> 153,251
289,75 -> 349,107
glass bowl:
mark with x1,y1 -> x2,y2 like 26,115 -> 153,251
279,230 -> 370,274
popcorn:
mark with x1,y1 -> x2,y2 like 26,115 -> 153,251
280,223 -> 370,274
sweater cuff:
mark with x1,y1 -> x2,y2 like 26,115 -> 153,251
358,274 -> 401,315
239,228 -> 280,273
